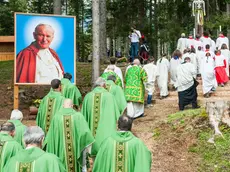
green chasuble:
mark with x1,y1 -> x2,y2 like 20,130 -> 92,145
61,78 -> 82,107
36,90 -> 65,134
44,108 -> 94,172
125,66 -> 147,103
0,133 -> 22,171
93,131 -> 152,172
3,147 -> 66,172
106,80 -> 127,114
101,71 -> 122,88
8,120 -> 26,148
81,87 -> 121,156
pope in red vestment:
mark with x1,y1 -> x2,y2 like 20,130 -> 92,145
16,24 -> 64,83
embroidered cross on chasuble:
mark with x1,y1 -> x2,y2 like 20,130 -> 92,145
45,98 -> 55,134
93,93 -> 101,137
115,142 -> 127,172
64,115 -> 75,172
19,162 -> 33,172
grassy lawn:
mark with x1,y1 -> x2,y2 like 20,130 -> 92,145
0,60 -> 14,84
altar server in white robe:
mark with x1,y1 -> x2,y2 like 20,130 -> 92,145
200,46 -> 217,98
216,32 -> 229,50
156,54 -> 170,99
177,33 -> 187,54
220,43 -> 230,77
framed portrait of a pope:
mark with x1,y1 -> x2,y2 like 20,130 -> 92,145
14,13 -> 76,85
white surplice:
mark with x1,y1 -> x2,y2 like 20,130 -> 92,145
200,52 -> 217,94
169,57 -> 182,86
177,37 -> 187,53
143,63 -> 157,94
216,37 -> 229,50
127,102 -> 144,118
156,57 -> 169,96
200,36 -> 212,51
220,49 -> 230,76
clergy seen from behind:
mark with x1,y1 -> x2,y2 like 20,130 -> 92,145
36,79 -> 65,134
93,115 -> 152,172
101,65 -> 123,88
176,57 -> 199,111
61,73 -> 82,108
81,77 -> 120,156
0,122 -> 22,171
4,126 -> 66,172
125,59 -> 147,119
44,99 -> 94,172
16,24 -> 64,83
8,109 -> 26,148
106,75 -> 127,114
104,57 -> 124,87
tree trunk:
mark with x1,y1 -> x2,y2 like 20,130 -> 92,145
206,101 -> 230,137
99,0 -> 107,60
53,0 -> 62,14
92,0 -> 100,84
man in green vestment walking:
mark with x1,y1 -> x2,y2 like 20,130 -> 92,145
0,122 -> 22,171
44,99 -> 94,172
4,126 -> 66,172
61,73 -> 82,108
93,115 -> 152,172
8,109 -> 26,147
81,77 -> 121,156
36,79 -> 65,134
125,59 -> 147,119
101,65 -> 123,88
106,75 -> 127,114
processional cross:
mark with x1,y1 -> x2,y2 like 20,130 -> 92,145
192,0 -> 206,26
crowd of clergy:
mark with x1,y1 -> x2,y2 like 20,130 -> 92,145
0,57 -> 155,172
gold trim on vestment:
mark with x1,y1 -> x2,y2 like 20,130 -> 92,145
45,98 -> 55,133
19,162 -> 32,172
115,142 -> 126,172
93,93 -> 101,137
64,115 -> 75,172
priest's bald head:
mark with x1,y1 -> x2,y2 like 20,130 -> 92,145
63,99 -> 73,108
10,109 -> 23,121
118,115 -> 133,131
133,59 -> 140,65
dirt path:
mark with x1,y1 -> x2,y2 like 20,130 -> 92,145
133,101 -> 199,172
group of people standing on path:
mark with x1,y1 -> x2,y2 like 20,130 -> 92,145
0,57 -> 153,172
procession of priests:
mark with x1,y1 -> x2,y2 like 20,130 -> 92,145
2,30 -> 230,171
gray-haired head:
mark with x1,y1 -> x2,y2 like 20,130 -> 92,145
10,109 -> 23,121
107,75 -> 116,82
1,122 -> 15,136
63,99 -> 73,108
24,126 -> 45,147
93,77 -> 106,88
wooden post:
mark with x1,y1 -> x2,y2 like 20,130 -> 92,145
14,85 -> 19,109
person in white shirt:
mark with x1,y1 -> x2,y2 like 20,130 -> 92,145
176,56 -> 199,111
220,44 -> 230,77
143,58 -> 157,107
156,54 -> 170,99
177,33 -> 187,54
216,32 -> 229,50
104,57 -> 124,87
196,46 -> 205,76
128,26 -> 141,62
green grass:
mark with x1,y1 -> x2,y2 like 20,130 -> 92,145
0,60 -> 14,84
